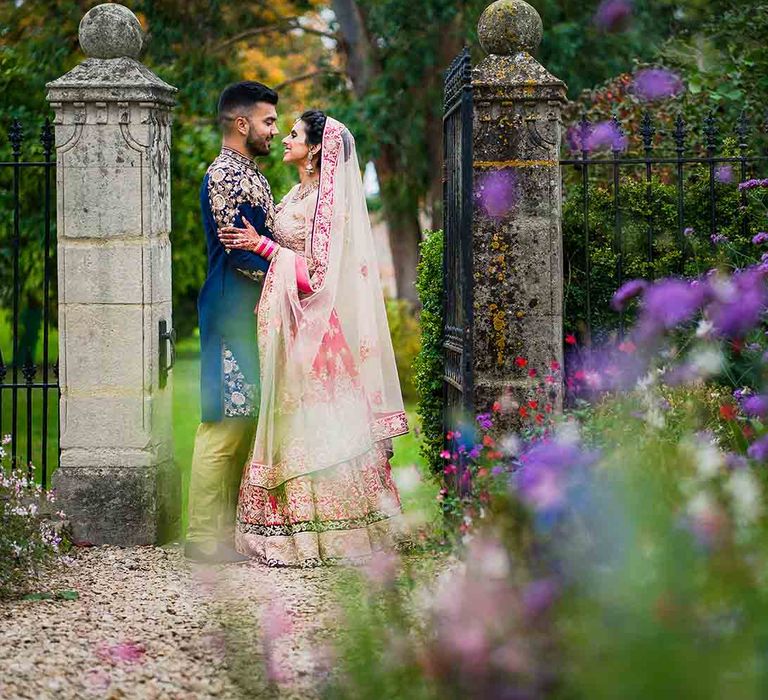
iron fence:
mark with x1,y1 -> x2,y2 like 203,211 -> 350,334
1,118 -> 59,487
442,47 -> 474,426
560,110 -> 768,344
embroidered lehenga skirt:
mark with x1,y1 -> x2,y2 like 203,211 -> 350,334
235,443 -> 401,567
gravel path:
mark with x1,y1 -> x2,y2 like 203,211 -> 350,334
0,545 -> 381,699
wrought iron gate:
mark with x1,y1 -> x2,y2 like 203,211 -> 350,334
443,48 -> 474,429
1,118 -> 59,486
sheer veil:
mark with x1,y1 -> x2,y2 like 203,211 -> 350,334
249,117 -> 407,489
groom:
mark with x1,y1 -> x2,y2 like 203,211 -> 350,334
185,81 -> 279,563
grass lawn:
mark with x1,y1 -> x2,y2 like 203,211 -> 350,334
172,334 -> 435,537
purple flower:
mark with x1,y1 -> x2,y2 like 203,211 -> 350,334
585,120 -> 628,153
632,68 -> 684,102
753,232 -> 768,245
515,439 -> 598,514
611,279 -> 647,311
683,227 -> 695,237
468,445 -> 482,460
739,178 -> 768,191
522,578 -> 560,621
748,435 -> 768,461
476,413 -> 493,430
707,267 -> 768,337
640,278 -> 705,331
715,165 -> 734,184
725,452 -> 749,470
475,171 -> 518,219
743,394 -> 768,419
711,233 -> 728,245
593,0 -> 633,32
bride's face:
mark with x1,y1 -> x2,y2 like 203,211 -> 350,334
282,120 -> 313,167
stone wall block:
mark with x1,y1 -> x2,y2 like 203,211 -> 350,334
59,394 -> 149,450
59,164 -> 143,239
60,303 -> 145,392
60,241 -> 145,303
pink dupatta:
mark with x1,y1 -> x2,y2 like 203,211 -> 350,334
248,117 -> 407,490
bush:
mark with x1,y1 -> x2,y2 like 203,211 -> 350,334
0,438 -> 68,598
414,230 -> 444,475
385,298 -> 421,404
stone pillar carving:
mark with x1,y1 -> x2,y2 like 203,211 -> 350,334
471,0 -> 566,426
46,3 -> 178,544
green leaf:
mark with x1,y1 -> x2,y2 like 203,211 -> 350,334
22,592 -> 53,601
55,590 -> 79,601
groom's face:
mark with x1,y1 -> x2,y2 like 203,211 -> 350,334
241,102 -> 279,157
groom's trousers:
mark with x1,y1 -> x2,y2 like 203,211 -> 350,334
186,417 -> 255,552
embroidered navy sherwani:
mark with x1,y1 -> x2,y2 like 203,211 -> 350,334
198,147 -> 274,422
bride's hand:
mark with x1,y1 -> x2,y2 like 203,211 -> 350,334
218,217 -> 263,252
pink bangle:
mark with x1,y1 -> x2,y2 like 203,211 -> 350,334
254,238 -> 268,256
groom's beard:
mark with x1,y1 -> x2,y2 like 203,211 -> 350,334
246,125 -> 271,158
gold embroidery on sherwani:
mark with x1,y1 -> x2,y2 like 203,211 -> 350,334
207,147 -> 275,283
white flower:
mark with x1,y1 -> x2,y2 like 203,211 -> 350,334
725,470 -> 763,525
223,359 -> 234,374
231,391 -> 246,406
681,436 -> 724,479
695,319 -> 714,338
690,347 -> 723,378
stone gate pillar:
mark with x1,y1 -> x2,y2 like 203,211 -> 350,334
471,0 -> 567,426
46,3 -> 178,544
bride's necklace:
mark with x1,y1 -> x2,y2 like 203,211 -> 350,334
294,179 -> 319,201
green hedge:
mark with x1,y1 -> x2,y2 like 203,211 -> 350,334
414,230 -> 444,475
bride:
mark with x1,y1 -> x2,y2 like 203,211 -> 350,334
218,111 -> 408,567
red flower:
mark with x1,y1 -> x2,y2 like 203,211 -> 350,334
565,333 -> 577,345
550,360 -> 561,371
446,431 -> 454,440
544,403 -> 553,413
482,434 -> 495,447
528,368 -> 538,378
492,400 -> 502,413
719,404 -> 738,421
573,370 -> 586,381
744,424 -> 755,439
515,356 -> 528,368
518,406 -> 529,418
535,413 -> 545,424
528,400 -> 538,410
545,374 -> 555,384
477,467 -> 489,478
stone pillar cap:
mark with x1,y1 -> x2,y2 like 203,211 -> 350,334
46,3 -> 176,105
79,3 -> 145,59
478,0 -> 543,55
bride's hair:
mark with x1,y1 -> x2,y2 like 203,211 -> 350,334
301,110 -> 327,148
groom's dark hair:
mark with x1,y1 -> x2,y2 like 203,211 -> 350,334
217,81 -> 278,127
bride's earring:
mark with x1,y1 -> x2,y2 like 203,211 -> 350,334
305,149 -> 316,175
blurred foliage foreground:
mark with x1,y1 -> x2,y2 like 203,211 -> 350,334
296,198 -> 768,697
